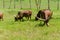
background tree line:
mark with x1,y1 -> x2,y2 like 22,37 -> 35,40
2,0 -> 60,10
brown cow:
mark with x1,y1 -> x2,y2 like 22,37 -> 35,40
35,9 -> 53,26
15,10 -> 32,21
0,12 -> 3,21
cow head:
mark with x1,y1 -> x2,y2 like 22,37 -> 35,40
35,10 -> 42,21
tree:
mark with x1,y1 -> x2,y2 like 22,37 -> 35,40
3,0 -> 4,8
20,0 -> 22,9
35,0 -> 39,11
14,0 -> 15,9
38,0 -> 41,9
9,0 -> 11,9
57,0 -> 59,10
51,0 -> 59,10
48,0 -> 50,9
29,0 -> 31,9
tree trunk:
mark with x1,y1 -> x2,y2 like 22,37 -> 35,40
9,0 -> 11,9
20,0 -> 22,9
29,0 -> 31,9
48,0 -> 50,9
38,0 -> 41,9
57,0 -> 59,10
14,0 -> 15,9
3,0 -> 4,8
35,0 -> 39,11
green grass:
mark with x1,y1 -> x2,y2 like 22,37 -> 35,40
0,9 -> 59,40
0,0 -> 60,40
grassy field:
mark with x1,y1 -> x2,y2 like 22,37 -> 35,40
0,0 -> 60,40
0,9 -> 59,40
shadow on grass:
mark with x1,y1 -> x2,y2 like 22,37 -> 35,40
14,19 -> 36,22
35,22 -> 44,27
29,19 -> 36,22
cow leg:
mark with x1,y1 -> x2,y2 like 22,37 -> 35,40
2,16 -> 4,21
19,18 -> 21,21
29,14 -> 31,20
2,18 -> 3,21
27,16 -> 29,20
0,17 -> 3,21
28,16 -> 31,20
42,19 -> 49,26
21,18 -> 23,21
45,16 -> 51,26
45,19 -> 49,26
19,17 -> 23,21
44,15 -> 50,26
28,16 -> 29,20
0,16 -> 3,21
30,16 -> 31,20
43,21 -> 49,26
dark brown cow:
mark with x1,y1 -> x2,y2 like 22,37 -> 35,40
35,9 -> 53,26
0,12 -> 3,21
15,10 -> 32,21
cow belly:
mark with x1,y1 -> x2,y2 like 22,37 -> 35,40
23,13 -> 29,17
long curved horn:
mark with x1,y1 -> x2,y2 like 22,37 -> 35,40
36,17 -> 45,21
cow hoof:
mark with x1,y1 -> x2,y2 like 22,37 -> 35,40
47,23 -> 49,27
